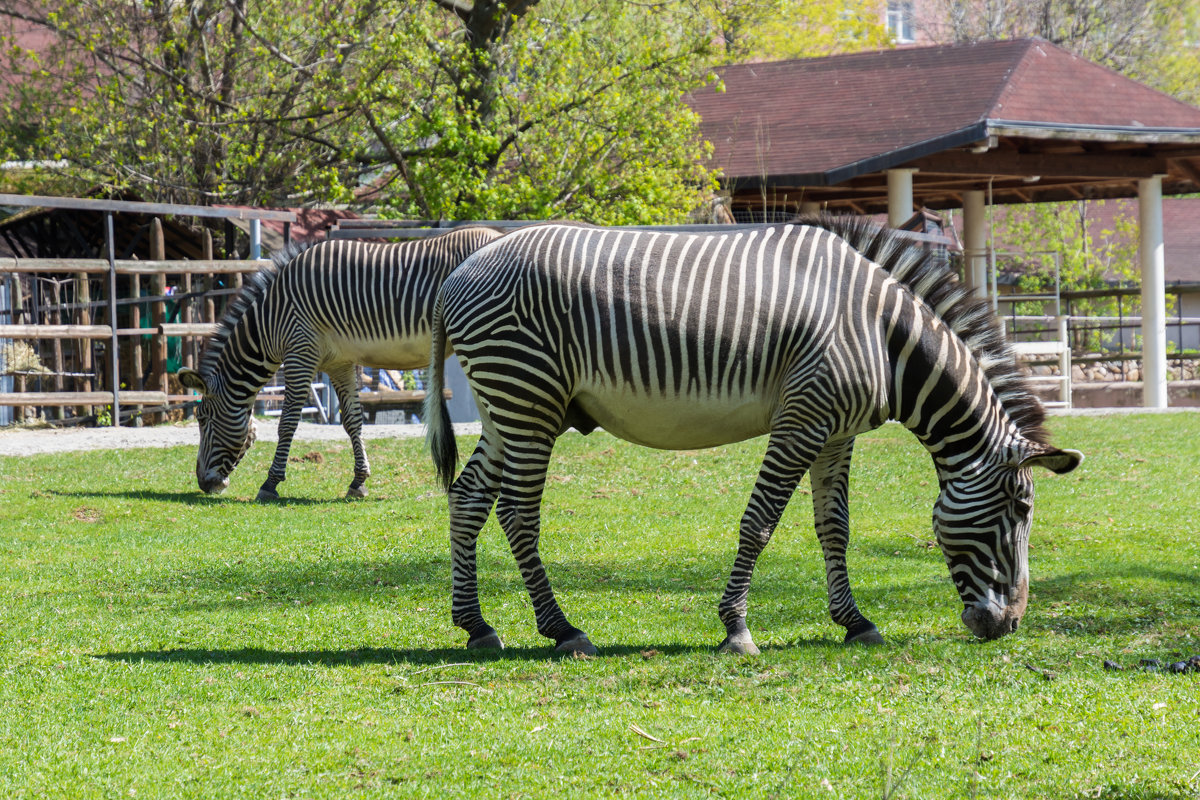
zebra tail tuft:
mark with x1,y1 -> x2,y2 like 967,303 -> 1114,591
424,296 -> 458,492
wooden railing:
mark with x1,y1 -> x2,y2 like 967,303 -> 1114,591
0,248 -> 262,422
0,195 -> 293,425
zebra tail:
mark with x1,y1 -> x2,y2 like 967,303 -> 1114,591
424,295 -> 459,493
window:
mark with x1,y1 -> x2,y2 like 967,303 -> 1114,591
887,1 -> 915,43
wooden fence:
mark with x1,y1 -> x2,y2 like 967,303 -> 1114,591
0,195 -> 293,426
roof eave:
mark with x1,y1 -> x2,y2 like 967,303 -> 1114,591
987,119 -> 1200,144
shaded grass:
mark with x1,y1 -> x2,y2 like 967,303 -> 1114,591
0,414 -> 1197,798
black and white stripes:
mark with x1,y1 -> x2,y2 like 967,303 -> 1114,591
426,217 -> 1081,652
179,226 -> 502,500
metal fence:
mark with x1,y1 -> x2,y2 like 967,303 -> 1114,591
1000,283 -> 1200,382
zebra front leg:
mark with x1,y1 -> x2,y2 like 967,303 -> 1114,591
259,357 -> 318,502
495,437 -> 596,656
718,430 -> 823,655
811,437 -> 883,645
448,435 -> 505,649
327,363 -> 369,498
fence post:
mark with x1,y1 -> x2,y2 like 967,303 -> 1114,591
50,279 -> 64,421
202,229 -> 216,327
1057,314 -> 1071,406
105,213 -> 120,427
76,272 -> 93,413
149,218 -> 168,424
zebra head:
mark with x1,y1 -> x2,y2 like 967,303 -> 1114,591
178,367 -> 257,494
933,444 -> 1082,640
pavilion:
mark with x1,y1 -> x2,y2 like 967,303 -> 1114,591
688,38 -> 1200,407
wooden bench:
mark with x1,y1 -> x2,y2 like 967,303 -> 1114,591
358,388 -> 451,423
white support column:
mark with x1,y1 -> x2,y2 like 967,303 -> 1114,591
1139,176 -> 1168,409
962,190 -> 988,299
887,168 -> 916,228
249,219 -> 262,261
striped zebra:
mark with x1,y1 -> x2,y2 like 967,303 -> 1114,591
178,226 -> 502,501
425,218 -> 1082,655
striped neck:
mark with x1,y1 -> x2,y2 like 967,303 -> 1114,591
886,290 -> 1020,476
206,292 -> 283,404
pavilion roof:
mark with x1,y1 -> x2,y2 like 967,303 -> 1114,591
688,39 -> 1200,215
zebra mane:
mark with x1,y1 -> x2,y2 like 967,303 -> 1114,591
794,213 -> 1049,446
195,240 -> 316,381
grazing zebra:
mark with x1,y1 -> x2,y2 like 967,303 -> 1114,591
424,217 -> 1082,655
178,226 -> 503,501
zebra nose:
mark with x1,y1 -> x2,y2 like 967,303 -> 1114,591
961,605 -> 1012,640
1009,617 -> 1019,633
199,472 -> 229,494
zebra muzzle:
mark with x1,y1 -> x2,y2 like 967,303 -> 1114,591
199,471 -> 230,495
961,603 -> 1021,640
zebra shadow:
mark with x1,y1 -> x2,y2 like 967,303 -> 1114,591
42,488 -> 382,506
92,641 -> 720,667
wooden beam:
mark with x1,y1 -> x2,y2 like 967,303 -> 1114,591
0,258 -> 265,275
0,324 -> 113,339
0,391 -> 168,406
906,150 -> 1168,179
1172,156 -> 1200,185
159,323 -> 218,336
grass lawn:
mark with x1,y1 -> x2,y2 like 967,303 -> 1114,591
0,412 -> 1197,799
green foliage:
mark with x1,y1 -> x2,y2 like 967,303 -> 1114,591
1128,1 -> 1200,106
0,0 -> 724,224
0,415 -> 1198,797
720,0 -> 893,60
360,1 -> 719,223
994,200 -> 1144,350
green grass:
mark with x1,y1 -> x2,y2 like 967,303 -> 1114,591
0,414 -> 1197,799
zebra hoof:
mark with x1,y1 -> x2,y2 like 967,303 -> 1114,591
555,635 -> 598,657
718,631 -> 760,656
256,486 -> 281,503
467,631 -> 504,650
345,484 -> 368,499
844,623 -> 885,645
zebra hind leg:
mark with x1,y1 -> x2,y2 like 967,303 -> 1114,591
327,363 -> 369,498
718,429 -> 826,655
448,434 -> 506,649
810,438 -> 884,645
494,435 -> 596,656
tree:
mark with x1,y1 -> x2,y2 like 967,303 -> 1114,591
697,0 -> 891,61
0,0 -> 389,206
0,0 -> 732,224
356,1 -> 721,223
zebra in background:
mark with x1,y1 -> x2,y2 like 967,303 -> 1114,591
178,226 -> 503,501
425,217 -> 1082,655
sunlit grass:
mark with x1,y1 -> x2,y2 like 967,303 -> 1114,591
0,413 -> 1197,798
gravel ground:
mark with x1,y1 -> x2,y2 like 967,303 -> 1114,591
0,406 -> 1195,457
0,419 -> 483,457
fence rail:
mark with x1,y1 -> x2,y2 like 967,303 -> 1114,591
0,194 -> 291,425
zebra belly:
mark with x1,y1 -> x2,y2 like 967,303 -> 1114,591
570,384 -> 774,449
321,333 -> 432,370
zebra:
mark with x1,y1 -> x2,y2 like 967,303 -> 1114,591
177,226 -> 503,501
424,217 -> 1082,655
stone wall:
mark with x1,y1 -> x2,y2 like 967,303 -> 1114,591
1023,358 -> 1200,408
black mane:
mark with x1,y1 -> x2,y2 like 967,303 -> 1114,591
195,240 -> 316,380
795,213 -> 1049,446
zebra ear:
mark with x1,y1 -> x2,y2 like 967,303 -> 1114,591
1020,448 -> 1083,475
177,367 -> 210,395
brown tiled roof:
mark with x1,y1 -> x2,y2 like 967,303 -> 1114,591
689,39 -> 1200,214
